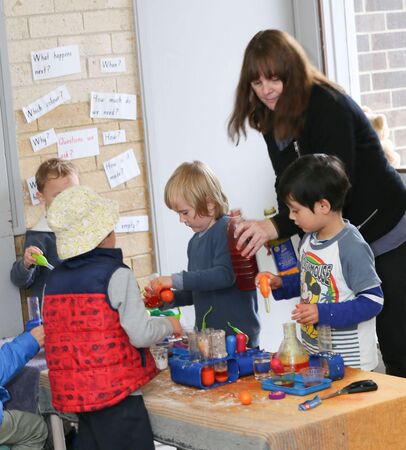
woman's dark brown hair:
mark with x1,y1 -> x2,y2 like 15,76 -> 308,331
227,29 -> 338,143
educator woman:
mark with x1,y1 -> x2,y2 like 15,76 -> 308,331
227,29 -> 406,377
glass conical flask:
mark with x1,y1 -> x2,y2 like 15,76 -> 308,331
276,322 -> 309,372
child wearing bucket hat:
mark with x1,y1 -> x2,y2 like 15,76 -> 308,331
42,185 -> 182,450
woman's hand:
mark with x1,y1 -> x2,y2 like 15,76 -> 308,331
150,276 -> 173,293
235,219 -> 278,258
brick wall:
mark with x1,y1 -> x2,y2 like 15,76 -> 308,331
354,0 -> 406,164
4,0 -> 155,304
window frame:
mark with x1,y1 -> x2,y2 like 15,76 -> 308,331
318,0 -> 361,101
0,3 -> 26,235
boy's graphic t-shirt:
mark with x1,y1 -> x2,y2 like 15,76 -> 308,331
299,222 -> 382,370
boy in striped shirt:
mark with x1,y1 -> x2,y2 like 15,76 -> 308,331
258,154 -> 383,370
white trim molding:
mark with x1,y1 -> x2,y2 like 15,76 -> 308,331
319,0 -> 361,101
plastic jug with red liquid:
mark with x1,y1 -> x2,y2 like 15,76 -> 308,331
227,209 -> 258,291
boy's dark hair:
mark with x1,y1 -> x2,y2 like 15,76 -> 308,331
278,154 -> 351,212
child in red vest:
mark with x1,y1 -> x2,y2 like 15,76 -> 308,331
43,185 -> 182,450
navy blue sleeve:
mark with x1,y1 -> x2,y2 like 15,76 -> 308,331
318,286 -> 383,328
10,232 -> 39,288
182,222 -> 236,291
172,290 -> 194,307
272,272 -> 301,300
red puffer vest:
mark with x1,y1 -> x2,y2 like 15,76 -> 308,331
43,248 -> 158,413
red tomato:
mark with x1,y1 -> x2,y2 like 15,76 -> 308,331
160,289 -> 174,303
271,356 -> 285,374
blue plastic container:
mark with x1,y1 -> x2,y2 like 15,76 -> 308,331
261,374 -> 332,396
169,355 -> 239,389
309,352 -> 344,381
234,348 -> 264,377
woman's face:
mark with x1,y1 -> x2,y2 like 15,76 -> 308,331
250,75 -> 283,111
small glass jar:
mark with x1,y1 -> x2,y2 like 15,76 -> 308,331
253,352 -> 271,380
214,360 -> 228,383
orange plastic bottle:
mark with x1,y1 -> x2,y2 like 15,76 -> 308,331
258,274 -> 271,313
227,209 -> 259,291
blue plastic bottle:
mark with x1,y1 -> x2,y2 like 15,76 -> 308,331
264,208 -> 299,275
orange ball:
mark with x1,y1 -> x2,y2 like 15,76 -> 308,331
239,390 -> 253,405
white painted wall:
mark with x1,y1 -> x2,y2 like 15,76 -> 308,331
134,0 -> 319,350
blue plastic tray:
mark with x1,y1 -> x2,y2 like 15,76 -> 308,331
169,355 -> 239,389
261,374 -> 332,396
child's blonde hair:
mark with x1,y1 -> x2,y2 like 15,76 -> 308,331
35,158 -> 78,193
165,161 -> 229,219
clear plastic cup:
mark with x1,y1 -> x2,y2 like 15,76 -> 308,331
27,296 -> 41,321
187,331 -> 200,361
150,346 -> 168,370
300,366 -> 326,387
253,353 -> 271,380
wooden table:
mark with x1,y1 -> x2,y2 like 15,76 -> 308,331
142,367 -> 406,450
40,367 -> 406,450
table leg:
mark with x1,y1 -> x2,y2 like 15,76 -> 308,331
50,414 -> 67,450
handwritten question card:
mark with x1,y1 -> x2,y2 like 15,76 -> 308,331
30,128 -> 57,152
31,45 -> 81,81
22,85 -> 71,123
103,129 -> 126,145
27,176 -> 40,206
115,215 -> 149,233
103,149 -> 140,189
100,57 -> 126,73
90,92 -> 137,120
57,128 -> 99,160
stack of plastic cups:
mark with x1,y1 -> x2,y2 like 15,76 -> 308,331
318,325 -> 333,352
198,329 -> 215,386
211,330 -> 228,383
187,329 -> 200,361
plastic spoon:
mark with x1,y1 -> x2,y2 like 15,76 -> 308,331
319,379 -> 378,400
298,379 -> 378,411
32,253 -> 54,270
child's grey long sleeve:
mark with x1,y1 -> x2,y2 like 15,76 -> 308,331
108,267 -> 173,348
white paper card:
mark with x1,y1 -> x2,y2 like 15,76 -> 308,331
27,176 -> 40,206
57,128 -> 99,160
100,57 -> 126,73
31,45 -> 81,81
115,215 -> 149,233
22,85 -> 71,123
103,149 -> 140,188
90,92 -> 137,120
30,128 -> 57,152
103,129 -> 126,145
